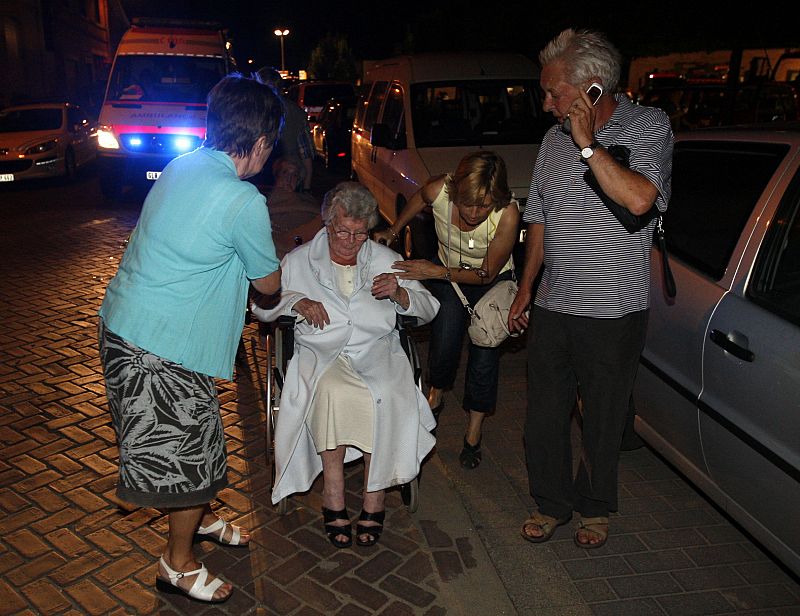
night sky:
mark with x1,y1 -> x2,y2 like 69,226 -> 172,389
120,0 -> 799,73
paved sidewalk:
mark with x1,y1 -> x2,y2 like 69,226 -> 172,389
1,184 -> 799,615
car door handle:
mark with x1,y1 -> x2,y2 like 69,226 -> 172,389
709,329 -> 755,362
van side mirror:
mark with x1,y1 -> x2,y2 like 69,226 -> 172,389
370,123 -> 391,148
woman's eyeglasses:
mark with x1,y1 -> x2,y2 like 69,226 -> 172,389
332,227 -> 369,242
458,261 -> 488,278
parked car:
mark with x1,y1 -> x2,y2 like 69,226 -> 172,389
0,102 -> 96,182
285,80 -> 356,127
310,96 -> 356,170
634,123 -> 800,576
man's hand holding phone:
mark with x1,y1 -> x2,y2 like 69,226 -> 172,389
561,82 -> 603,136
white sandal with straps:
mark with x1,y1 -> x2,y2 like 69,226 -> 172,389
155,556 -> 230,603
196,517 -> 248,547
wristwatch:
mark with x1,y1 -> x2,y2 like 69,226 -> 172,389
580,141 -> 601,160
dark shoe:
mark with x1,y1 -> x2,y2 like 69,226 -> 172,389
355,509 -> 385,547
430,401 -> 444,437
459,436 -> 482,469
322,507 -> 352,549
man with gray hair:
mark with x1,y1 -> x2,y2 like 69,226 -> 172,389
509,28 -> 673,549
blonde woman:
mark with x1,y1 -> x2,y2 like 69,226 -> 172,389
374,151 -> 519,469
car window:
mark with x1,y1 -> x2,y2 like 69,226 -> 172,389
353,82 -> 371,129
0,108 -> 62,132
666,141 -> 789,279
362,81 -> 388,133
410,80 -> 547,147
381,82 -> 405,141
749,169 -> 800,326
67,107 -> 88,129
106,55 -> 225,104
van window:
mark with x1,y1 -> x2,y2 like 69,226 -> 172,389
666,141 -> 788,279
381,83 -> 405,141
353,83 -> 371,128
410,80 -> 546,147
362,81 -> 389,132
106,55 -> 226,104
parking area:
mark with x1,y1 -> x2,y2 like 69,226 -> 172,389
0,170 -> 798,614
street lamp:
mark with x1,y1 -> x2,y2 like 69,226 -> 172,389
274,28 -> 289,72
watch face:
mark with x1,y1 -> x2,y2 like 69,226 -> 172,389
581,146 -> 593,159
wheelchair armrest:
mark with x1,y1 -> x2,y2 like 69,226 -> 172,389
397,314 -> 419,330
276,315 -> 297,328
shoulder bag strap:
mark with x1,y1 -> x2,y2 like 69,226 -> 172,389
656,215 -> 676,299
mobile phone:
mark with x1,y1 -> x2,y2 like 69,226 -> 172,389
562,82 -> 604,134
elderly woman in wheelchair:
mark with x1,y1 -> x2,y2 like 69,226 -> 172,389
251,181 -> 440,548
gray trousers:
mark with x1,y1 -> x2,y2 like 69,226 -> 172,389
524,307 -> 648,519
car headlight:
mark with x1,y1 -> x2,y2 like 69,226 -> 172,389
97,128 -> 120,150
24,140 -> 57,155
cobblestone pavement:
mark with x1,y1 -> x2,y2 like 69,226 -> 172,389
1,173 -> 799,615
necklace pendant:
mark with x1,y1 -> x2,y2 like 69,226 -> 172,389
468,238 -> 475,249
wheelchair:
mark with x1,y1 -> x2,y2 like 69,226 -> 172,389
258,313 -> 424,515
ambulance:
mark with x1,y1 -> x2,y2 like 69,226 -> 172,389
96,18 -> 234,198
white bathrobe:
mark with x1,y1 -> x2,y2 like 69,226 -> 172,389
251,228 -> 440,504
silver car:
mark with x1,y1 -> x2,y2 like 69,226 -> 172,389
635,124 -> 800,576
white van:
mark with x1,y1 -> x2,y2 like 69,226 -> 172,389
351,52 -> 551,258
96,18 -> 234,198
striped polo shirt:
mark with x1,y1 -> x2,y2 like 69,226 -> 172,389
523,94 -> 673,318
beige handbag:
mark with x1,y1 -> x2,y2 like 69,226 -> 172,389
451,279 -> 519,348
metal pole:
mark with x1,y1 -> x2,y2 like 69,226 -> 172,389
280,35 -> 285,72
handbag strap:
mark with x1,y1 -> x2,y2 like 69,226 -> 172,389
450,280 -> 473,314
656,216 -> 676,299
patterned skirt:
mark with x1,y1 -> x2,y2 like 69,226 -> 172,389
98,319 -> 228,508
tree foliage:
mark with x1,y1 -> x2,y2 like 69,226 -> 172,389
308,33 -> 358,81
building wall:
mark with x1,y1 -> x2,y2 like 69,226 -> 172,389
1,0 -> 125,113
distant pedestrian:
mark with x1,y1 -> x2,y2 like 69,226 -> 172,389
509,28 -> 673,548
255,66 -> 314,193
98,73 -> 283,603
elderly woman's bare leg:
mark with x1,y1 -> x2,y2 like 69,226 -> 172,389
321,447 -> 351,547
158,505 -> 233,602
357,453 -> 386,546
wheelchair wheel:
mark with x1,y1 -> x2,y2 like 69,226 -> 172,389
400,477 -> 419,513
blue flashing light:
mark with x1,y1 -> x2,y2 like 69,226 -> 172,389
174,136 -> 193,152
129,137 -> 143,146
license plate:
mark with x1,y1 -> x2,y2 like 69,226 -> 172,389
146,171 -> 161,180
0,174 -> 14,182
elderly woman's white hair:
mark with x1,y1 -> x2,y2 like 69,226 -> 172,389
321,181 -> 379,229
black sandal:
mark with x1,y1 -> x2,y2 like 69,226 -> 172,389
322,507 -> 352,548
459,436 -> 482,469
355,509 -> 385,547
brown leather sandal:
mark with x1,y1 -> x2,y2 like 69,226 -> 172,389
520,511 -> 570,543
573,516 -> 609,549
